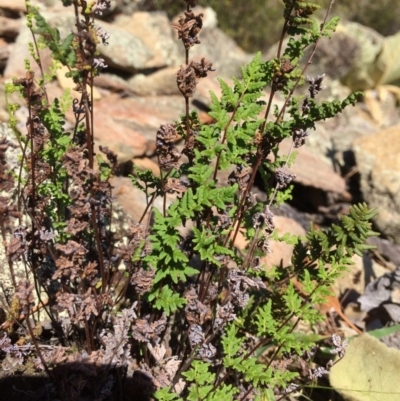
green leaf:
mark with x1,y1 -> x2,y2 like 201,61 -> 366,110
149,286 -> 186,315
155,387 -> 182,401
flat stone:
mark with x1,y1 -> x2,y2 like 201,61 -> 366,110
0,0 -> 25,12
0,15 -> 21,39
0,39 -> 11,77
111,176 -> 174,223
354,125 -> 400,243
36,12 -> 154,73
92,93 -> 186,156
133,157 -> 160,176
114,11 -> 180,70
233,215 -> 306,269
280,138 -> 349,199
128,67 -> 181,96
93,73 -> 131,94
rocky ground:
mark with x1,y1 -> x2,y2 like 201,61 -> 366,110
1,0 -> 400,395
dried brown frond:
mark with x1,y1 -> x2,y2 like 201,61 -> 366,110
172,11 -> 204,49
164,177 -> 190,194
176,59 -> 215,98
184,287 -> 212,325
156,124 -> 182,170
228,165 -> 251,192
131,268 -> 155,296
15,280 -> 34,316
131,313 -> 167,343
99,145 -> 119,175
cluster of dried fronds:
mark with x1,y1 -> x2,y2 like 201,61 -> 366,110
0,0 -> 378,400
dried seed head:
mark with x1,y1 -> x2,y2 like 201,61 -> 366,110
257,238 -> 271,254
330,334 -> 348,358
156,124 -> 182,170
275,168 -> 296,189
131,268 -> 155,296
189,324 -> 204,347
252,206 -> 274,234
93,0 -> 112,15
164,177 -> 190,194
176,60 -> 214,98
228,164 -> 251,192
172,11 -> 204,49
15,280 -> 34,316
198,342 -> 216,362
95,25 -> 110,46
307,74 -> 326,98
308,366 -> 329,380
292,128 -> 310,148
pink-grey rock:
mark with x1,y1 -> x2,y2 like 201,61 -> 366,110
0,0 -> 25,12
279,138 -> 350,199
234,216 -> 306,269
87,93 -> 186,157
114,12 -> 181,70
0,39 -> 11,74
128,67 -> 181,96
4,25 -> 52,79
93,73 -> 131,94
0,15 -> 21,40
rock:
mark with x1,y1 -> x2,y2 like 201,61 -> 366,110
379,32 -> 400,87
321,21 -> 400,90
353,125 -> 400,244
93,73 -> 131,94
32,10 -> 180,73
0,15 -> 21,40
308,88 -> 400,172
304,29 -> 361,81
4,25 -> 52,79
0,39 -> 11,75
113,0 -> 143,15
361,86 -> 400,127
87,93 -> 186,157
332,253 -> 390,299
98,21 -> 158,72
265,19 -> 400,91
366,237 -> 400,268
0,81 -> 9,122
358,267 -> 400,322
91,110 -> 150,158
279,138 -> 350,200
263,216 -> 306,269
318,21 -> 384,90
114,11 -> 181,70
98,140 -> 135,166
111,176 -> 173,223
128,66 -> 181,96
233,215 -> 306,269
133,157 -> 160,176
34,12 -> 153,73
128,64 -> 222,101
0,0 -> 25,13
